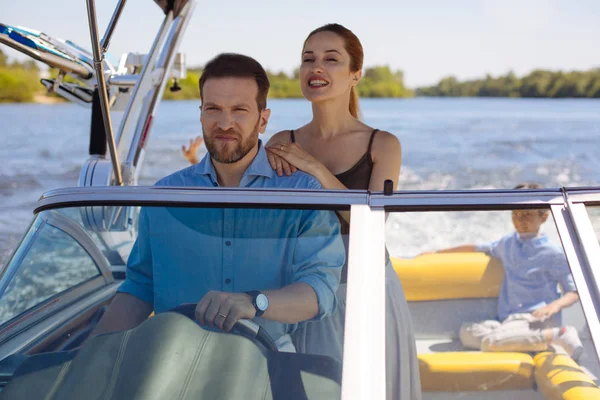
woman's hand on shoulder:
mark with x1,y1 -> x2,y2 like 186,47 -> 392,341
265,131 -> 298,176
369,130 -> 401,191
267,140 -> 323,177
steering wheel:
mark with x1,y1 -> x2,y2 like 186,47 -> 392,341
168,303 -> 278,352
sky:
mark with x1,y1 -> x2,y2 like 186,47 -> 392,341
1,0 -> 599,87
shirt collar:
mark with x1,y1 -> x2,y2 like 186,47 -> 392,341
515,231 -> 548,246
193,140 -> 274,186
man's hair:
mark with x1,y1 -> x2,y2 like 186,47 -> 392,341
514,182 -> 542,190
199,53 -> 270,110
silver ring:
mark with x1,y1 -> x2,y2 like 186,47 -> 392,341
217,313 -> 227,319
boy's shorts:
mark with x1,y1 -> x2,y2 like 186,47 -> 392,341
459,313 -> 554,352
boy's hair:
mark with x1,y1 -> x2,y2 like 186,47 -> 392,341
514,183 -> 542,190
199,53 -> 270,110
514,182 -> 547,216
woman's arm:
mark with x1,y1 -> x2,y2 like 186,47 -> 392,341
267,138 -> 351,221
268,130 -> 403,222
265,131 -> 297,176
267,141 -> 348,189
267,129 -> 402,192
265,129 -> 345,185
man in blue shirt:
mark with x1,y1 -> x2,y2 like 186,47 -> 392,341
428,183 -> 582,359
93,53 -> 344,349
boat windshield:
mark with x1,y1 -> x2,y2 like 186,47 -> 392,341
588,205 -> 600,240
1,190 -> 599,399
386,203 -> 600,399
0,200 -> 350,398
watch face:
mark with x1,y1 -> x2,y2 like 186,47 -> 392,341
256,293 -> 269,311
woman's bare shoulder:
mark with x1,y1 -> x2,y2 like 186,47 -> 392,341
266,130 -> 293,145
373,129 -> 400,144
371,130 -> 401,159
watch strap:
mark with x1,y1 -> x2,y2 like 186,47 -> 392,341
246,290 -> 265,317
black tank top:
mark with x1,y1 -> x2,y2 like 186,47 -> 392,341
290,129 -> 379,190
290,129 -> 380,282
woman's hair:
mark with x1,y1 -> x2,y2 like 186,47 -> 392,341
304,23 -> 363,119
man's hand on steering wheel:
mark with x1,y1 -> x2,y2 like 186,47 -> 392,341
195,291 -> 256,332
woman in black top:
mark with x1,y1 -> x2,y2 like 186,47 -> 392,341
265,24 -> 420,400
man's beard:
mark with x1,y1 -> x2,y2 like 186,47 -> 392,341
203,121 -> 259,164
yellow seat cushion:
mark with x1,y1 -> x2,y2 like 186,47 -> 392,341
419,352 -> 534,392
392,253 -> 504,301
534,352 -> 600,400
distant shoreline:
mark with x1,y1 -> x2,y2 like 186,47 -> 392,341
32,94 -> 64,104
0,94 -> 66,105
3,95 -> 600,105
11,96 -> 600,105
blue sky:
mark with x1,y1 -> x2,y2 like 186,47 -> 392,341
2,0 -> 599,87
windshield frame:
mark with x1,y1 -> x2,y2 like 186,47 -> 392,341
17,185 -> 600,397
35,186 -> 368,214
374,186 -> 600,372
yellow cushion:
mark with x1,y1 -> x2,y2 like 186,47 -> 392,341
534,352 -> 600,400
392,253 -> 504,301
419,352 -> 534,392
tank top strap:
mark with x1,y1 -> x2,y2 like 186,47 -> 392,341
367,129 -> 380,154
289,130 -> 296,143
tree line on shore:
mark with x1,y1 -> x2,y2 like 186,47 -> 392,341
1,48 -> 599,102
162,65 -> 413,100
417,69 -> 600,98
0,49 -> 41,102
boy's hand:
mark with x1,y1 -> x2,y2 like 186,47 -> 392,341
532,292 -> 579,320
532,303 -> 562,320
182,136 -> 203,165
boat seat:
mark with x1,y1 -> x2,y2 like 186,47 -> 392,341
397,254 -> 535,392
0,313 -> 341,400
392,253 -> 503,302
534,352 -> 600,399
418,352 -> 535,392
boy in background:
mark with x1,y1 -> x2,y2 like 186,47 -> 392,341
428,183 -> 583,359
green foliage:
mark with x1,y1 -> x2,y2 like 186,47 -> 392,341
0,49 -> 7,68
4,42 -> 597,103
417,69 -> 600,98
267,71 -> 303,98
162,71 -> 201,100
0,48 -> 42,102
0,68 -> 40,102
358,66 -> 413,98
163,65 -> 413,100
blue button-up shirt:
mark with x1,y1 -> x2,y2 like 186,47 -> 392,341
118,141 -> 345,340
477,232 -> 576,324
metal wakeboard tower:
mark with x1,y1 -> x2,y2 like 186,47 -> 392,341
84,0 -> 195,188
0,0 -> 196,188
1,0 -> 195,240
75,0 -> 195,238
